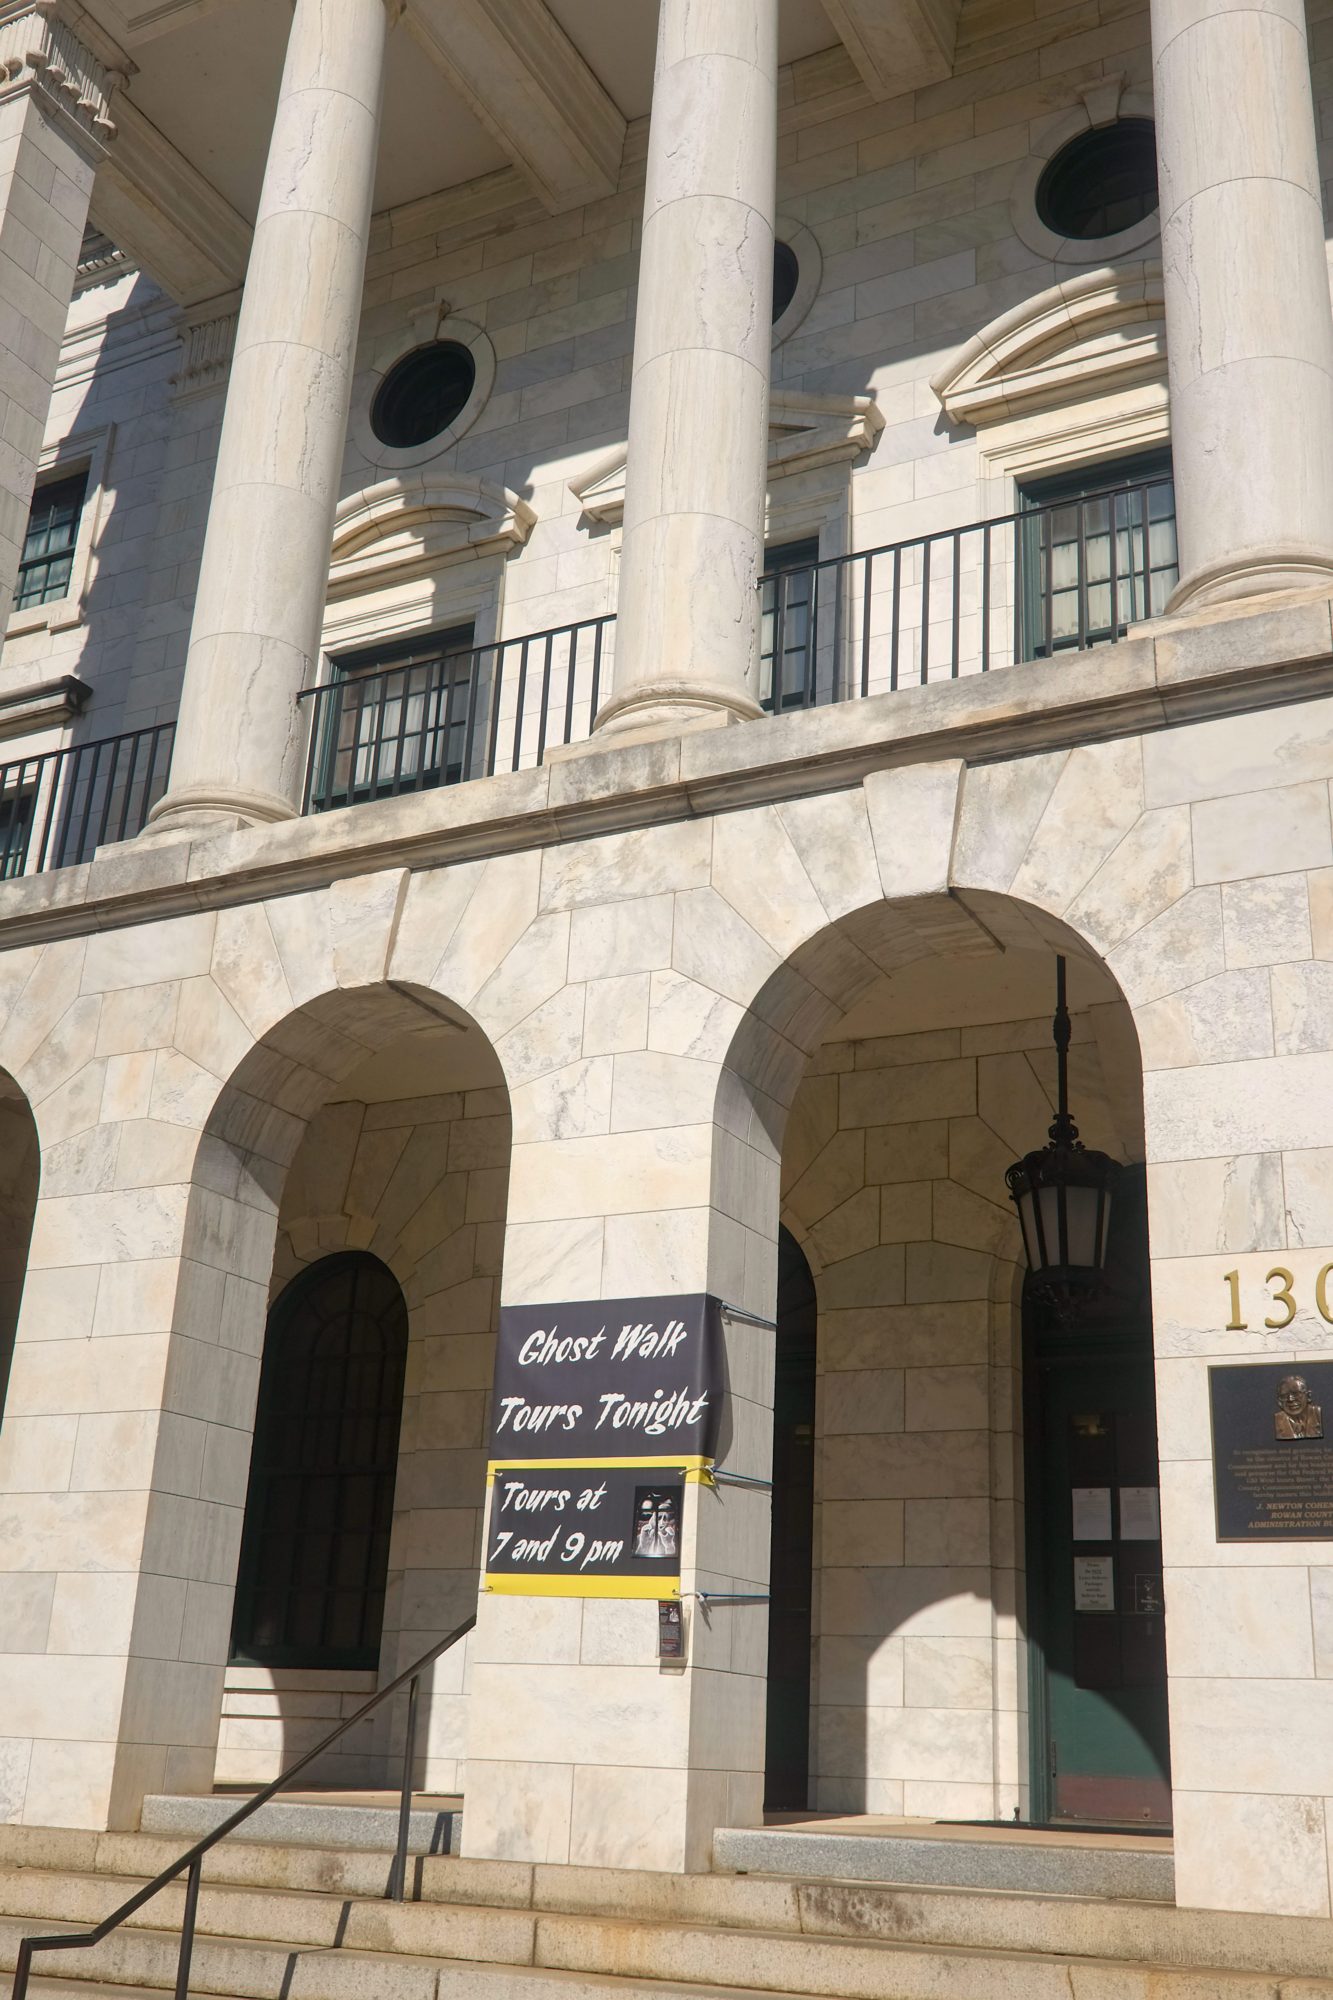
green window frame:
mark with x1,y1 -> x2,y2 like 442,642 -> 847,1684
1019,451 -> 1176,659
15,472 -> 87,610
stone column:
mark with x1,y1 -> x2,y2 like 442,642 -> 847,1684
0,5 -> 118,642
148,0 -> 389,835
1152,0 -> 1333,609
594,0 -> 777,740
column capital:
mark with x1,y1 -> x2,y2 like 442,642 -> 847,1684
0,3 -> 123,155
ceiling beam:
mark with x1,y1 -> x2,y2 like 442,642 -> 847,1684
821,0 -> 962,97
91,94 -> 251,306
405,0 -> 625,216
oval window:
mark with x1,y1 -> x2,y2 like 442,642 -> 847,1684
772,240 -> 800,325
1035,120 -> 1159,241
371,340 -> 477,449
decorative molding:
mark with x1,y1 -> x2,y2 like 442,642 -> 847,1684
171,290 -> 240,399
0,3 -> 121,152
349,311 -> 496,473
90,95 -> 252,307
328,471 -> 536,600
75,225 -> 132,288
1010,85 -> 1159,268
819,0 -> 960,97
930,264 -> 1165,428
570,391 -> 886,526
0,673 -> 91,739
404,0 -> 625,215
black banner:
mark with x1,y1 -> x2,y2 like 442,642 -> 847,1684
490,1293 -> 724,1463
1211,1361 -> 1333,1540
485,1464 -> 686,1597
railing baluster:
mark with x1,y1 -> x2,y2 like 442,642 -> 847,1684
920,537 -> 932,685
1109,489 -> 1121,641
1075,498 -> 1089,652
981,521 -> 992,673
562,626 -> 579,745
589,618 -> 605,726
888,550 -> 899,693
512,640 -> 530,773
804,560 -> 819,707
1043,510 -> 1055,659
950,530 -> 961,678
1139,482 -> 1152,620
535,632 -> 555,764
486,644 -> 507,777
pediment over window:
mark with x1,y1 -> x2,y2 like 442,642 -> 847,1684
328,473 -> 536,600
570,390 -> 885,525
931,262 -> 1165,427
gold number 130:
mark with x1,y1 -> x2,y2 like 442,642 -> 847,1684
1224,1265 -> 1329,1331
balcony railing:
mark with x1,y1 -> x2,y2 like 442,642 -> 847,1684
759,474 -> 1178,710
298,616 -> 615,813
0,478 -> 1178,883
0,723 -> 174,879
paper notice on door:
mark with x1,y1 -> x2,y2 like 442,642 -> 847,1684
1119,1486 -> 1161,1540
1071,1486 -> 1112,1540
1074,1555 -> 1115,1612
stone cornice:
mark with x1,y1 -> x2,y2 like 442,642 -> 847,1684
0,2 -> 121,152
1,594 -> 1332,952
0,673 -> 90,738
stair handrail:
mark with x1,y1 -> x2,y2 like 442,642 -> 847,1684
9,1609 -> 478,2000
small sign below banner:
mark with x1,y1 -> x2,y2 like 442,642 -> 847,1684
485,1463 -> 687,1598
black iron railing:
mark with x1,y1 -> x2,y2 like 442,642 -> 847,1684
299,616 -> 614,813
759,475 -> 1178,710
0,723 -> 174,879
9,1611 -> 476,1999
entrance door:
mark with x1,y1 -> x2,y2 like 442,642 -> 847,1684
764,1228 -> 817,1810
1025,1168 -> 1172,1827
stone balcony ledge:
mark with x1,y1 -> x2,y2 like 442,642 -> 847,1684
3,587 -> 1333,950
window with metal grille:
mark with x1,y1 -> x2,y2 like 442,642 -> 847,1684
15,472 -> 87,610
230,1253 -> 409,1671
313,623 -> 480,809
760,538 -> 822,711
0,788 -> 33,879
1019,452 -> 1176,658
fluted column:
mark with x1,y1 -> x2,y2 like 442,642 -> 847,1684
595,0 -> 777,739
0,5 -> 118,643
148,0 -> 390,834
1153,0 -> 1333,609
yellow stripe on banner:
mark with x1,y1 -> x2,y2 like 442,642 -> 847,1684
486,1456 -> 711,1477
483,1573 -> 680,1600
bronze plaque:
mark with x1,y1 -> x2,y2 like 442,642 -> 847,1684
1210,1362 -> 1333,1540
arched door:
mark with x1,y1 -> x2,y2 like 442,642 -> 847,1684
231,1252 -> 408,1671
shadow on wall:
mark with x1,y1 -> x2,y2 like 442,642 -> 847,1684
0,1076 -> 39,1423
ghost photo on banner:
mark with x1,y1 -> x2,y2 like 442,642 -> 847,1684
633,1487 -> 680,1560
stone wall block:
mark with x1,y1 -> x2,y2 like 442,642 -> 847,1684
775,790 -> 884,922
1064,806 -> 1194,957
952,752 -> 1069,895
712,807 -> 832,960
863,760 -> 963,902
472,911 -> 571,1044
329,869 -> 410,988
1108,885 -> 1225,1009
1009,738 -> 1145,918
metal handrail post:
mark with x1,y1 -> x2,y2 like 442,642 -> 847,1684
174,1857 -> 202,2000
389,1673 -> 421,1903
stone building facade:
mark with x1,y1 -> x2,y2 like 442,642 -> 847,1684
1,0 -> 1333,1931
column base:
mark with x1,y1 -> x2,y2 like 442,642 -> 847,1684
1167,549 -> 1333,614
142,783 -> 298,842
590,677 -> 764,746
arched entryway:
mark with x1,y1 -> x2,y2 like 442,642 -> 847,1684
230,1252 -> 409,1673
723,891 -> 1168,1830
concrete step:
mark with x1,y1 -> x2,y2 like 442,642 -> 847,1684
5,1860 -> 1333,2000
3,1908 -> 1332,2000
2,1834 -> 1333,1983
713,1824 -> 1174,1901
137,1793 -> 461,1855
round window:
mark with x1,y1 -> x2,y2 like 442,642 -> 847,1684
1035,119 -> 1158,241
371,340 -> 476,449
772,240 -> 800,325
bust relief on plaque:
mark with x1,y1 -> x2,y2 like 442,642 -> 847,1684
1275,1375 -> 1324,1439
